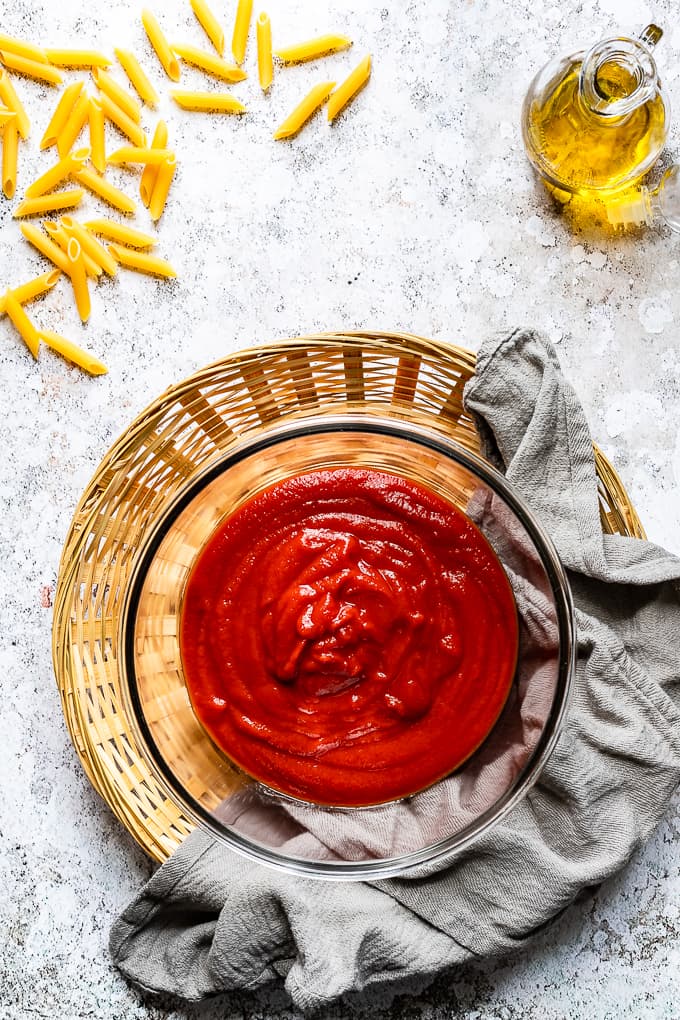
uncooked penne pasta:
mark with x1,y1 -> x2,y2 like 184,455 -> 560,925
76,166 -> 137,214
66,237 -> 91,321
142,9 -> 180,82
45,49 -> 111,68
20,222 -> 71,273
41,81 -> 83,149
0,106 -> 15,127
44,220 -> 101,278
98,91 -> 146,148
0,50 -> 62,85
273,80 -> 335,139
88,96 -> 106,172
2,120 -> 18,199
13,189 -> 84,218
108,145 -> 173,165
0,69 -> 30,139
231,0 -> 253,64
0,34 -> 48,64
274,34 -> 352,63
139,119 -> 167,207
25,146 -> 90,197
114,48 -> 159,108
170,90 -> 246,113
93,68 -> 142,124
4,289 -> 40,358
327,55 -> 371,121
171,43 -> 246,82
148,154 -> 176,221
84,218 -> 157,249
60,216 -> 118,276
108,243 -> 176,277
39,328 -> 108,375
56,92 -> 90,157
191,0 -> 225,55
256,13 -> 273,92
0,270 -> 60,314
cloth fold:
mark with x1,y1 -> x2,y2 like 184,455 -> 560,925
110,329 -> 680,1012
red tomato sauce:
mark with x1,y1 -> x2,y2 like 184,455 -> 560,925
180,468 -> 518,806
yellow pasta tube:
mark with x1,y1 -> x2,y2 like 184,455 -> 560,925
256,13 -> 273,91
39,328 -> 108,375
93,68 -> 142,124
60,216 -> 118,276
75,166 -> 136,214
108,145 -> 173,165
191,0 -> 225,56
231,0 -> 253,64
41,81 -> 83,149
170,90 -> 246,113
84,218 -> 157,248
2,120 -> 18,199
0,69 -> 30,139
139,119 -> 168,207
171,43 -> 246,82
98,92 -> 146,148
0,106 -> 15,127
0,51 -> 63,85
66,237 -> 91,321
273,80 -> 335,140
274,34 -> 352,63
20,222 -> 71,273
43,220 -> 102,278
108,244 -> 176,277
25,146 -> 90,198
3,289 -> 40,358
45,49 -> 111,68
13,189 -> 84,218
327,55 -> 371,121
88,96 -> 106,173
114,48 -> 159,108
56,92 -> 90,157
141,9 -> 180,82
148,154 -> 176,221
0,34 -> 48,64
0,270 -> 60,314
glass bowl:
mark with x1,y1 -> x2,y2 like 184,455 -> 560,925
120,414 -> 574,879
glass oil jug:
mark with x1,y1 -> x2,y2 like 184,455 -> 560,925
521,25 -> 670,199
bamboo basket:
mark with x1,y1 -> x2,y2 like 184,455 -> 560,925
52,331 -> 644,863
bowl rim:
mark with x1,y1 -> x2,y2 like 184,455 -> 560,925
120,412 -> 576,880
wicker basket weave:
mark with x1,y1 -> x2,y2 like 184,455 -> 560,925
52,331 -> 645,862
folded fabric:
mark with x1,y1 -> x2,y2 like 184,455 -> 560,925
110,329 -> 680,1012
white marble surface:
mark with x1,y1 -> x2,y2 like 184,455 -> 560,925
2,0 -> 680,1017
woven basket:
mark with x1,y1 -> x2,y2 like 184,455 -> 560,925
52,331 -> 645,862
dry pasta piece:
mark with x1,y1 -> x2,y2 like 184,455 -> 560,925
170,90 -> 246,113
190,0 -> 225,56
114,49 -> 158,108
25,146 -> 90,197
56,92 -> 90,157
60,216 -> 118,276
256,13 -> 273,92
66,237 -> 91,321
139,119 -> 167,206
148,154 -> 176,221
0,51 -> 63,85
44,219 -> 101,278
21,222 -> 71,272
41,81 -> 83,149
76,166 -> 136,214
0,34 -> 48,64
274,34 -> 352,63
327,55 -> 372,121
2,120 -> 19,198
171,43 -> 246,82
108,145 -> 173,165
84,218 -> 157,249
39,329 -> 107,375
231,0 -> 253,65
45,49 -> 111,68
14,189 -> 84,218
273,80 -> 335,140
0,106 -> 16,127
0,69 -> 30,138
3,289 -> 40,358
88,96 -> 106,172
142,9 -> 180,82
93,68 -> 142,123
0,270 -> 60,314
109,243 -> 176,277
98,92 -> 146,147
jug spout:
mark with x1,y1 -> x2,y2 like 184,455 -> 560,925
579,25 -> 663,119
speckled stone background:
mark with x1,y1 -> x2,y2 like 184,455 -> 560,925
2,0 -> 680,1017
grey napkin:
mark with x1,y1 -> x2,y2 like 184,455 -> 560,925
110,329 -> 680,1011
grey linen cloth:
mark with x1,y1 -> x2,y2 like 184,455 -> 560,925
110,329 -> 680,1011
